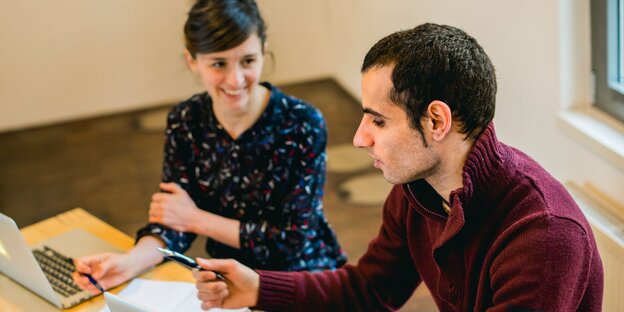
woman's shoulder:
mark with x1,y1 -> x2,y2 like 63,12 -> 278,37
168,92 -> 210,121
265,82 -> 325,125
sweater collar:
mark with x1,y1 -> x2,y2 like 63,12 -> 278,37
402,123 -> 511,247
453,122 -> 510,207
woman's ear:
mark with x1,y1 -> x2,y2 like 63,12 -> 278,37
263,41 -> 269,54
183,49 -> 198,73
426,100 -> 452,142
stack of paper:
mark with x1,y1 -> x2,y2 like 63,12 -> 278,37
102,278 -> 249,312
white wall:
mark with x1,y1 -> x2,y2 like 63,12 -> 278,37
2,0 -> 622,202
257,0 -> 333,84
321,0 -> 623,203
0,1 -> 200,132
0,0 -> 330,132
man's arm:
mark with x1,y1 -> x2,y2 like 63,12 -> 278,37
486,216 -> 599,311
195,185 -> 423,311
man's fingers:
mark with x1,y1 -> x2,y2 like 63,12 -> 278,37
193,269 -> 223,282
197,282 -> 229,310
201,299 -> 224,311
197,283 -> 229,300
196,258 -> 237,274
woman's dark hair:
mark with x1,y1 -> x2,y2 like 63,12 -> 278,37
184,0 -> 267,58
362,23 -> 496,141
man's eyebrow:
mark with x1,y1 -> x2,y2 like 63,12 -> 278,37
362,107 -> 389,119
207,53 -> 258,60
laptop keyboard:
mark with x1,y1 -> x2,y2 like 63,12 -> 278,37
33,245 -> 83,298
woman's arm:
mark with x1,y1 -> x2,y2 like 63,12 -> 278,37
136,104 -> 198,253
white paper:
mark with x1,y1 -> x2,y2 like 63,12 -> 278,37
102,278 -> 248,312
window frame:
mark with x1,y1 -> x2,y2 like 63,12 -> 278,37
592,0 -> 624,122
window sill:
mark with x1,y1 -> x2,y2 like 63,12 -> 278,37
557,107 -> 624,171
566,181 -> 624,243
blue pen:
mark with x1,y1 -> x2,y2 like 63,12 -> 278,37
82,273 -> 105,293
68,257 -> 105,293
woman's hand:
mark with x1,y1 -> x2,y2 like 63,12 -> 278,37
149,182 -> 202,232
72,236 -> 165,294
71,252 -> 135,294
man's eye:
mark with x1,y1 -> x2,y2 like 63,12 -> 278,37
372,118 -> 385,127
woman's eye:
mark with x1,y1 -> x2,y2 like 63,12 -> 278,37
211,61 -> 225,68
243,58 -> 256,66
372,118 -> 385,127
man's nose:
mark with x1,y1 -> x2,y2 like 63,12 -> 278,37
353,118 -> 372,148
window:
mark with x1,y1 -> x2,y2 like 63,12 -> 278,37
592,0 -> 624,122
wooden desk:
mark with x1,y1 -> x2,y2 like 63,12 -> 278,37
0,208 -> 194,312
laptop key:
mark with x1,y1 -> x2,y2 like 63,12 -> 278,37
33,246 -> 84,298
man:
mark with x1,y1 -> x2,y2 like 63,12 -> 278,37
191,23 -> 604,311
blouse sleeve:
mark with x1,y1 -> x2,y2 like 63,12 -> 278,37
238,108 -> 330,268
135,106 -> 197,253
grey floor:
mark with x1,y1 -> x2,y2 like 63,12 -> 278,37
0,79 -> 436,311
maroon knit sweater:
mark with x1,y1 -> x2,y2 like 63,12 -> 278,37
254,124 -> 603,311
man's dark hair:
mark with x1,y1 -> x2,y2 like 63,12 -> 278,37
184,0 -> 267,58
361,23 -> 496,141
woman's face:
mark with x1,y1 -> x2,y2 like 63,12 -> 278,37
186,33 -> 265,113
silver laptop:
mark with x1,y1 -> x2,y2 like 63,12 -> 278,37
104,292 -> 152,312
0,212 -> 123,309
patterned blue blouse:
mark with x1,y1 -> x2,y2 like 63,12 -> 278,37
137,82 -> 347,271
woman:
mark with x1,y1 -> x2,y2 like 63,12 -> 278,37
73,0 -> 346,293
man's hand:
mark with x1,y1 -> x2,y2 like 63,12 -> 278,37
193,258 -> 260,310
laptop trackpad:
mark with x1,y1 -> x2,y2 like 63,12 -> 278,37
35,229 -> 124,259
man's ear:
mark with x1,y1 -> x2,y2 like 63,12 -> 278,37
426,100 -> 452,141
183,49 -> 198,73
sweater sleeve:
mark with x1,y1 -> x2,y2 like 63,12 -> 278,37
254,185 -> 421,311
486,215 -> 596,312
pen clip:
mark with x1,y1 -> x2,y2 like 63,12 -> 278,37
157,247 -> 198,269
157,247 -> 225,281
